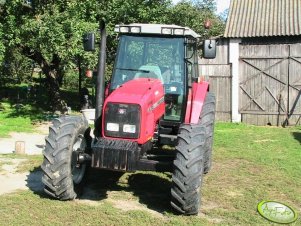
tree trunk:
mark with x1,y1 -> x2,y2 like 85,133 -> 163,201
22,47 -> 67,112
44,70 -> 67,112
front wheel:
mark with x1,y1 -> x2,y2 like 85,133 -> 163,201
171,124 -> 206,215
199,92 -> 216,174
41,115 -> 91,200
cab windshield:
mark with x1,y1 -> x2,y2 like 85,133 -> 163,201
111,35 -> 185,121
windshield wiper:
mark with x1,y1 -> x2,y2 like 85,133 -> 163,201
116,68 -> 150,73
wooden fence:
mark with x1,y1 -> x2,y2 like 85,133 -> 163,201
199,37 -> 301,126
199,39 -> 232,121
239,42 -> 301,126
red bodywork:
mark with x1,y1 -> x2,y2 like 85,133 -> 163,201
102,78 -> 165,144
185,81 -> 209,124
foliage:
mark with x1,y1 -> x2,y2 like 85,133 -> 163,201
193,0 -> 217,11
0,0 -> 99,111
0,0 -> 225,111
219,8 -> 229,22
167,0 -> 225,39
0,48 -> 33,85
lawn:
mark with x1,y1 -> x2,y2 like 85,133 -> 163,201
0,123 -> 300,225
0,102 -> 36,137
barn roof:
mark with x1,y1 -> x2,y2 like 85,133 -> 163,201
224,0 -> 301,38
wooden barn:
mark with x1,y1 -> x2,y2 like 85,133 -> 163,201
200,0 -> 301,126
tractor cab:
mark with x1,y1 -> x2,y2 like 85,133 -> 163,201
111,24 -> 201,122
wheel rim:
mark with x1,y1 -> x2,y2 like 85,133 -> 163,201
71,134 -> 87,184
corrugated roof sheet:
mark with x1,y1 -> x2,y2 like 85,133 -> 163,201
224,0 -> 301,38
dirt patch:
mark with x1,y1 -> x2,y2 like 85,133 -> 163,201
0,158 -> 43,195
0,158 -> 26,174
0,122 -> 50,155
202,200 -> 221,211
254,139 -> 276,143
109,198 -> 164,218
198,212 -> 223,224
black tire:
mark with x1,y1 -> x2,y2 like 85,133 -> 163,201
41,115 -> 91,200
199,92 -> 216,174
171,124 -> 206,215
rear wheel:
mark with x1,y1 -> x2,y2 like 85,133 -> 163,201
171,124 -> 206,215
199,92 -> 216,174
41,115 -> 91,200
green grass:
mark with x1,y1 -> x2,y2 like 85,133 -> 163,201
0,101 -> 58,137
0,102 -> 35,137
0,123 -> 300,225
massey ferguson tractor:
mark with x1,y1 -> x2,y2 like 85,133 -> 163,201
41,22 -> 216,215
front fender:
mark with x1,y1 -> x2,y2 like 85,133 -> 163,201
185,81 -> 209,124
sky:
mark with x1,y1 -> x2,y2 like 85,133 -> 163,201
172,0 -> 231,14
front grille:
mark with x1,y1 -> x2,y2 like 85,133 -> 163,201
104,103 -> 141,139
91,138 -> 139,171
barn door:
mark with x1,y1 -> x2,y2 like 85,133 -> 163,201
239,43 -> 301,126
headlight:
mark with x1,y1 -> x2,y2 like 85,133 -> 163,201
104,103 -> 141,139
130,26 -> 141,33
123,124 -> 136,133
106,123 -> 119,132
174,28 -> 185,35
161,28 -> 172,35
119,26 -> 130,33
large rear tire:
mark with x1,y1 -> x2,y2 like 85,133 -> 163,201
171,124 -> 206,215
199,92 -> 216,174
41,115 -> 91,200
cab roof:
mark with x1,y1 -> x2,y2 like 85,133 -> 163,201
115,23 -> 200,39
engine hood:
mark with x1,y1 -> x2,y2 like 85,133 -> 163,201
106,78 -> 164,106
102,78 -> 165,144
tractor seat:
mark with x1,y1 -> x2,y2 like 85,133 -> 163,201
134,65 -> 164,83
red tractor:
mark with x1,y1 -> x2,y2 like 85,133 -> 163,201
42,22 -> 216,215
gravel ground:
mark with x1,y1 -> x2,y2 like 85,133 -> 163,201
0,123 -> 50,155
0,123 -> 50,194
0,158 -> 43,195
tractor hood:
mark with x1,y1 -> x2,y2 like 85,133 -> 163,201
102,78 -> 165,144
106,78 -> 164,105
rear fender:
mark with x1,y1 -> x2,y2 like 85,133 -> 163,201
185,81 -> 209,124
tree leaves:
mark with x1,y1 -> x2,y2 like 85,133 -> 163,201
0,0 -> 225,110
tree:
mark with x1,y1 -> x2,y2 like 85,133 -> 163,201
0,0 -> 224,111
0,0 -> 172,111
0,23 -> 4,64
1,0 -> 98,111
219,8 -> 229,22
168,0 -> 225,39
1,47 -> 33,84
193,0 -> 216,11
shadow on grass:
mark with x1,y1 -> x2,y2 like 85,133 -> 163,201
292,131 -> 301,144
1,85 -> 82,120
27,167 -> 173,214
25,167 -> 46,197
127,173 -> 172,213
83,169 -> 173,213
6,104 -> 50,122
1,99 -> 56,123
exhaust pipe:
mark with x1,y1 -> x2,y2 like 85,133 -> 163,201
95,21 -> 107,122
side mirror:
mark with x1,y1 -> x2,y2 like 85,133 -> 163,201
203,39 -> 216,59
83,33 -> 95,51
